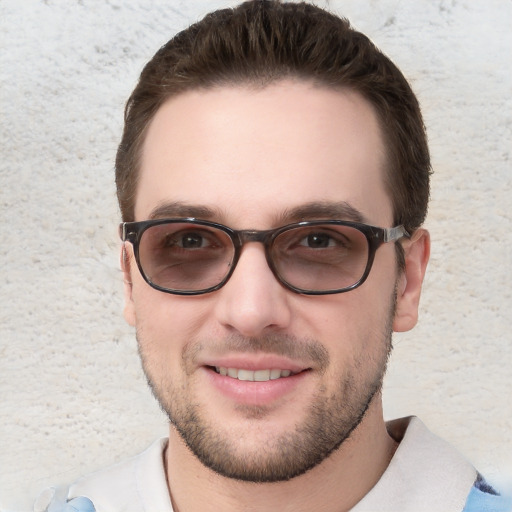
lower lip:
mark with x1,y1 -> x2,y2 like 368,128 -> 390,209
203,367 -> 310,405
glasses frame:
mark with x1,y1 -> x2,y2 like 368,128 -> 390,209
120,218 -> 409,296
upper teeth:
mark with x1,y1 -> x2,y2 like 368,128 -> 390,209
215,367 -> 292,381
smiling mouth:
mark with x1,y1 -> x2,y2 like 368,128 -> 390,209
211,367 -> 302,382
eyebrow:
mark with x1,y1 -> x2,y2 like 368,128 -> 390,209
147,200 -> 367,225
278,201 -> 367,224
148,201 -> 222,220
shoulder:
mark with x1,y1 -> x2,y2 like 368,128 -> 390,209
353,417 -> 511,512
34,438 -> 171,512
353,416 -> 477,511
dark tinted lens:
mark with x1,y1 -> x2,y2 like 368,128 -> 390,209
271,224 -> 369,292
138,222 -> 234,291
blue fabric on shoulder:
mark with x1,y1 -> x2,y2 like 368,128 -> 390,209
462,481 -> 512,512
63,497 -> 96,512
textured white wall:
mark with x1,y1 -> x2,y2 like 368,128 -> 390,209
1,1 -> 511,510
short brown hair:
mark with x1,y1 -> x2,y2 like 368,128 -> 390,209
116,0 -> 431,237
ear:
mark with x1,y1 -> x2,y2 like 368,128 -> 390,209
393,228 -> 430,332
120,244 -> 137,327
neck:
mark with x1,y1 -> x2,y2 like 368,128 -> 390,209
165,397 -> 397,512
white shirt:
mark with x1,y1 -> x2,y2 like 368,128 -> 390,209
35,417 -> 477,512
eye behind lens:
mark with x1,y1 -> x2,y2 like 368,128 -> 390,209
271,224 -> 370,293
138,222 -> 236,293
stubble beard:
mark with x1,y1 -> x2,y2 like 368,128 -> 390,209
137,296 -> 395,483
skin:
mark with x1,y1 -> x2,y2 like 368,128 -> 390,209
122,80 -> 430,512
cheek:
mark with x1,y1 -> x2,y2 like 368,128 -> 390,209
300,287 -> 392,335
130,280 -> 216,350
297,284 -> 395,362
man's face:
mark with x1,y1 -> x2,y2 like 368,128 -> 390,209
124,81 -> 409,481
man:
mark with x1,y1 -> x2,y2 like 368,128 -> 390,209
35,1 -> 510,511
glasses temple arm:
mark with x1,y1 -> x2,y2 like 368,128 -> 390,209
384,225 -> 410,242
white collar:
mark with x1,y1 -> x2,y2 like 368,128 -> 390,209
68,417 -> 476,511
351,416 -> 476,511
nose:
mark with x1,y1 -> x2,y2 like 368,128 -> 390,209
214,243 -> 292,337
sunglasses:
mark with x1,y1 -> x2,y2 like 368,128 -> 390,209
120,218 -> 409,296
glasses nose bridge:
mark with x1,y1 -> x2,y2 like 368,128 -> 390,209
236,228 -> 275,247
233,228 -> 277,270
229,228 -> 281,288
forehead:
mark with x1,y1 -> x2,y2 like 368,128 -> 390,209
136,81 -> 392,227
